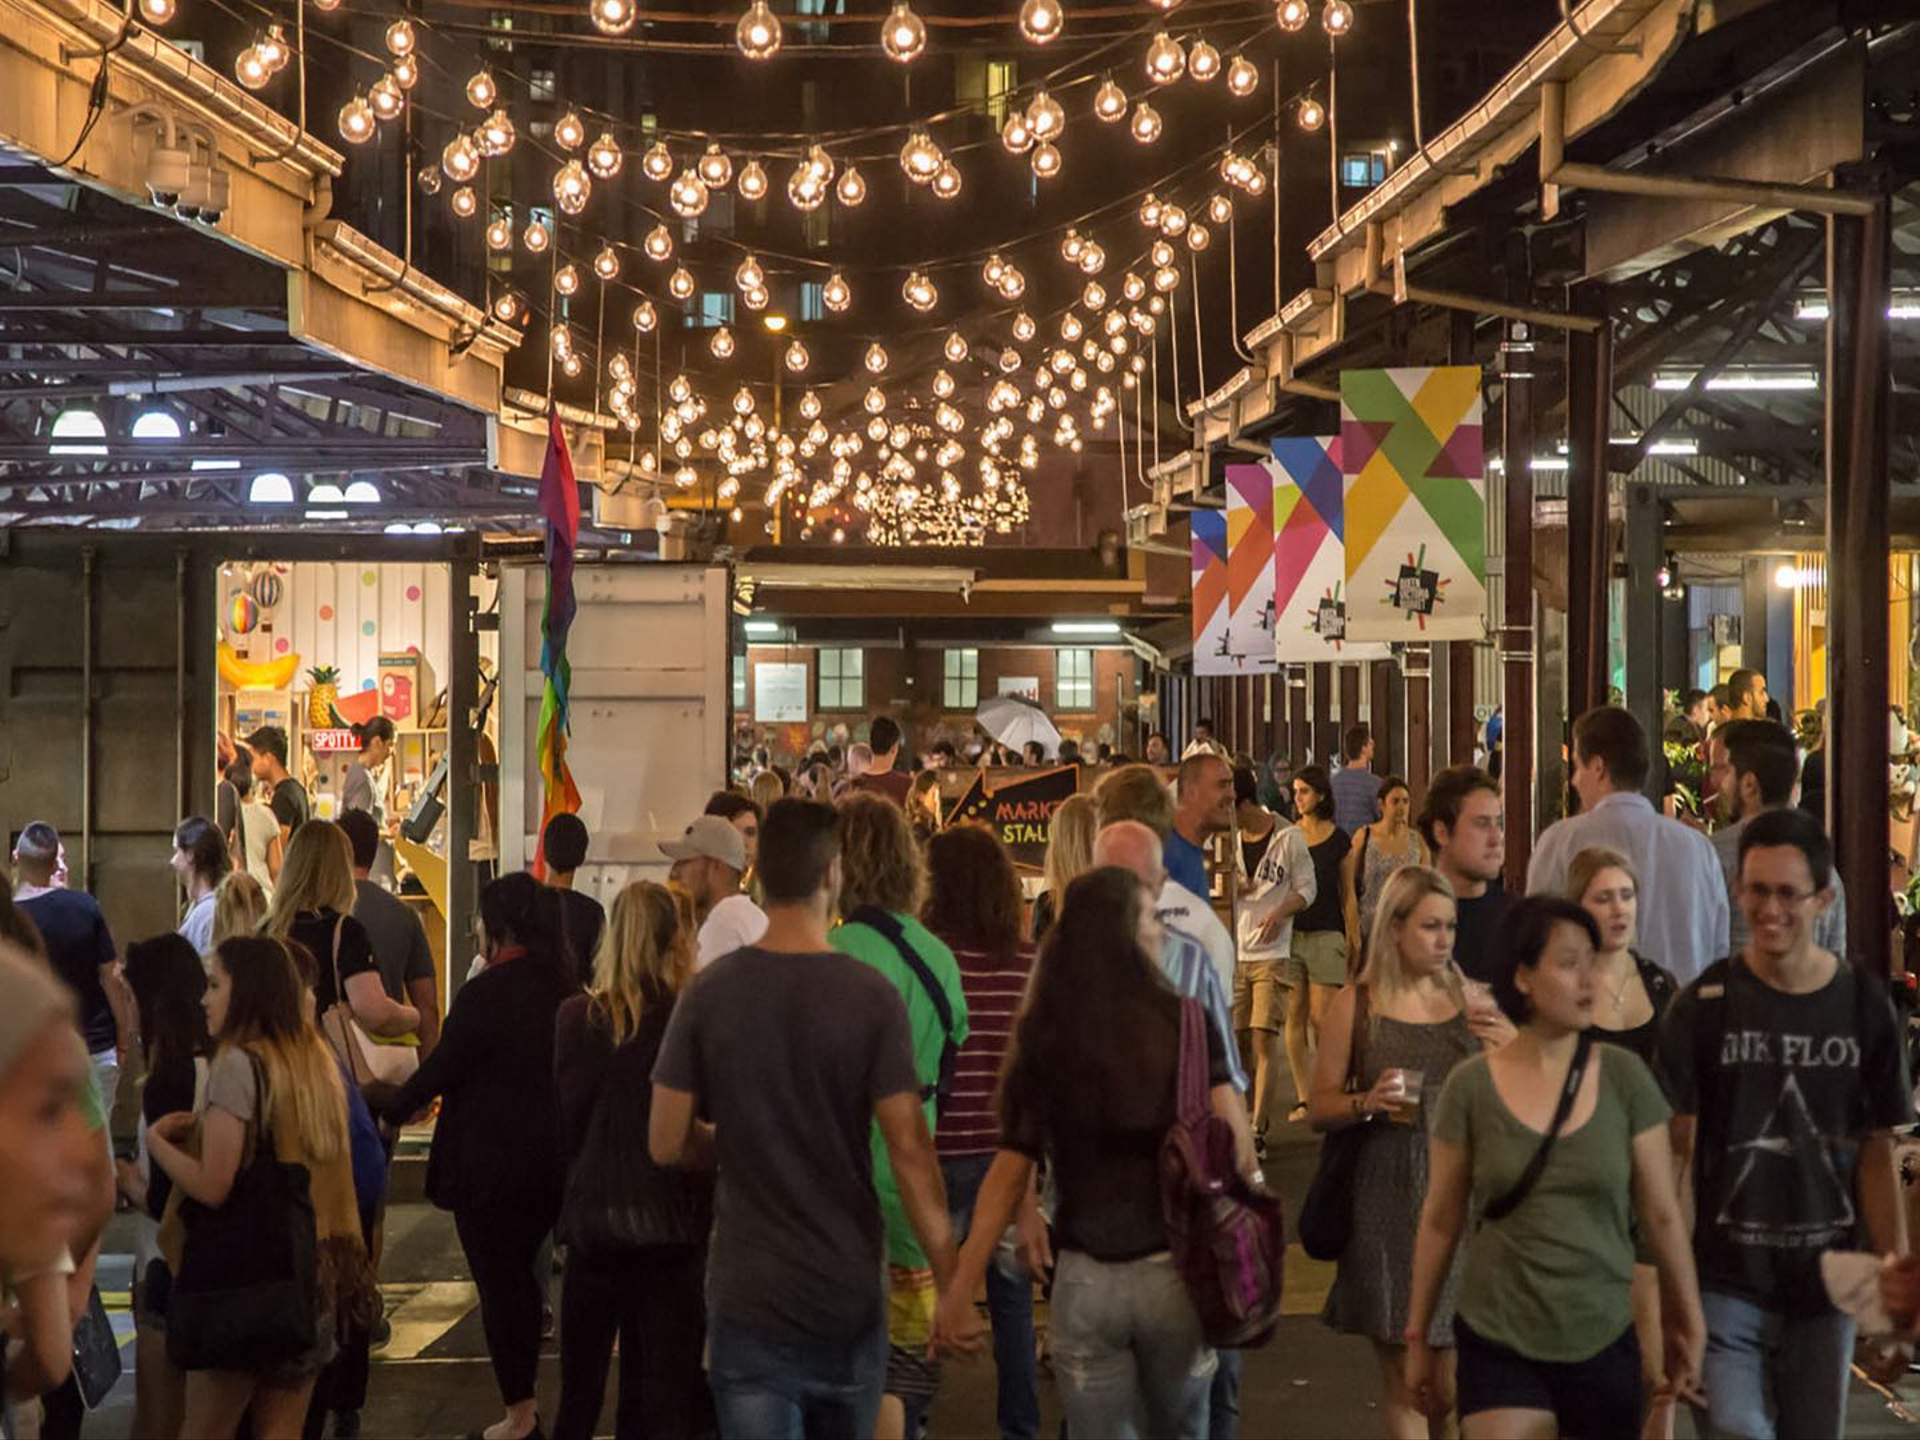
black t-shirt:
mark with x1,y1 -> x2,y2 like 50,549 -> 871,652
1295,829 -> 1352,934
289,908 -> 379,1013
19,889 -> 117,1051
1657,955 -> 1915,1313
1452,881 -> 1514,985
271,778 -> 311,833
142,1051 -> 200,1221
553,889 -> 607,988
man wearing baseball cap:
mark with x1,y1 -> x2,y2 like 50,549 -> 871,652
664,814 -> 768,969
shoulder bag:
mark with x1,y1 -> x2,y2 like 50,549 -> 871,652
167,1053 -> 320,1372
1161,998 -> 1287,1349
846,905 -> 959,1116
1297,984 -> 1372,1261
1482,1028 -> 1594,1222
69,1285 -> 122,1410
320,916 -> 418,1089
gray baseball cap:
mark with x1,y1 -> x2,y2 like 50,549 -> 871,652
661,814 -> 748,872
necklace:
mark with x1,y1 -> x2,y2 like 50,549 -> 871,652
1604,955 -> 1635,1012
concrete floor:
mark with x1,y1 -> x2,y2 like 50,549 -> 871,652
61,1066 -> 1920,1438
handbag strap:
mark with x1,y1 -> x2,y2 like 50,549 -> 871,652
1175,997 -> 1208,1127
328,914 -> 347,1010
1343,982 -> 1371,1092
1482,1029 -> 1594,1222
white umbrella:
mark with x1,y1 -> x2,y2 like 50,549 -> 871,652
976,694 -> 1062,756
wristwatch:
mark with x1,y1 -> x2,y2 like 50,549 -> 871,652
1351,1096 -> 1371,1123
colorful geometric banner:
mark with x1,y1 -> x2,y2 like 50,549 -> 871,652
1191,507 -> 1236,676
1224,465 -> 1279,674
1266,437 -> 1390,664
1340,366 -> 1488,642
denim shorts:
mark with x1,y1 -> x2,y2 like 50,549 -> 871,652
1455,1316 -> 1640,1438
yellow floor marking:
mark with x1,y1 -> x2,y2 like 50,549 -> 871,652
378,1280 -> 480,1362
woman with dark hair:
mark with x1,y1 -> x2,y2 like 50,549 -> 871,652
379,873 -> 577,1440
230,759 -> 283,891
341,718 -> 395,822
1403,897 -> 1705,1439
932,867 -> 1247,1438
146,936 -> 374,1440
1283,763 -> 1352,1122
1342,776 -> 1429,969
117,934 -> 211,1440
922,825 -> 1041,1440
173,817 -> 231,957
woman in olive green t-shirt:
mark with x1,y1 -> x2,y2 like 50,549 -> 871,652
1403,896 -> 1706,1438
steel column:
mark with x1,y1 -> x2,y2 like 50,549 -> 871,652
1565,283 -> 1612,724
1501,302 -> 1538,889
1447,308 -> 1480,766
1372,658 -> 1402,776
1624,485 -> 1665,798
1825,169 -> 1892,977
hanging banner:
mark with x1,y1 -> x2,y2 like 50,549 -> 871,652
1191,507 -> 1236,675
1223,464 -> 1280,673
1266,437 -> 1391,664
1340,366 -> 1489,641
945,766 -> 1079,866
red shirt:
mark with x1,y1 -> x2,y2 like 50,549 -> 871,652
933,936 -> 1036,1158
850,769 -> 913,807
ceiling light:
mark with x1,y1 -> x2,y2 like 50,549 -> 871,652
1019,0 -> 1064,43
343,480 -> 380,503
744,619 -> 783,635
1094,77 -> 1127,121
1145,31 -> 1185,84
466,70 -> 497,109
880,0 -> 926,61
131,409 -> 181,439
1226,53 -> 1258,95
1188,39 -> 1220,81
248,472 -> 294,503
1651,366 -> 1819,392
1052,620 -> 1119,635
1322,0 -> 1353,34
738,159 -> 769,200
590,0 -> 637,34
1792,290 -> 1920,321
736,0 -> 783,58
1130,102 -> 1163,143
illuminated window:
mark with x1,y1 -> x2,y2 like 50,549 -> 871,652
530,67 -> 556,101
733,654 -> 747,709
817,647 -> 864,710
1057,648 -> 1093,710
691,292 -> 735,328
943,648 -> 978,709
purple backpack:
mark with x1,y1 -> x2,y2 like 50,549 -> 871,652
1160,999 -> 1285,1348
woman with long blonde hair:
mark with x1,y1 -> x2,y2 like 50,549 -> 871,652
552,881 -> 713,1440
146,936 -> 374,1439
211,871 -> 269,949
1032,791 -> 1097,944
264,822 -> 415,1038
1309,867 -> 1513,1440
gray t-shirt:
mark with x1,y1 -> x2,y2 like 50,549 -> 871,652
353,878 -> 435,1004
206,1046 -> 261,1126
1712,815 -> 1847,957
652,945 -> 921,1345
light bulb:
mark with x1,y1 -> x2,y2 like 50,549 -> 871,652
787,153 -> 829,211
418,164 -> 442,195
1276,0 -> 1309,30
1001,113 -> 1034,154
880,1 -> 926,62
1030,141 -> 1061,179
998,266 -> 1026,299
1297,96 -> 1325,131
443,133 -> 481,181
466,70 -> 497,109
553,160 -> 592,213
478,110 -> 516,156
1322,0 -> 1353,34
587,133 -> 623,178
1145,32 -> 1185,84
1187,223 -> 1210,250
384,18 -> 415,55
493,293 -> 519,322
737,159 -> 769,200
593,246 -> 620,280
337,95 -> 375,144
1123,270 -> 1146,299
591,0 -> 636,32
1209,193 -> 1232,224
138,0 -> 175,24
785,340 -> 809,372
369,74 -> 405,121
486,217 -> 512,251
932,161 -> 963,199
837,164 -> 867,206
555,112 -> 586,151
523,219 -> 550,253
1082,280 -> 1106,308
1012,312 -> 1037,341
710,327 -> 735,359
633,300 -> 657,331
555,264 -> 581,296
1094,77 -> 1127,121
257,23 -> 289,70
823,273 -> 852,311
865,342 -> 890,373
1151,239 -> 1174,266
735,254 -> 765,291
1026,90 -> 1065,140
864,386 -> 888,415
732,385 -> 755,415
698,143 -> 734,189
641,142 -> 673,182
450,185 -> 477,217
669,266 -> 696,299
1130,101 -> 1162,142
1154,264 -> 1180,291
644,226 -> 674,261
1079,242 -> 1106,274
1019,0 -> 1063,43
234,45 -> 270,90
945,331 -> 970,362
1161,203 -> 1188,235
670,170 -> 710,217
932,369 -> 955,397
1188,38 -> 1220,80
899,130 -> 942,183
902,271 -> 938,311
736,0 -> 783,59
800,390 -> 822,418
1226,53 -> 1258,95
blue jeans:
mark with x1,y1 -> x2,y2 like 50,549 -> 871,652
1209,1349 -> 1241,1440
942,1154 -> 1041,1440
1051,1250 -> 1214,1440
708,1316 -> 887,1440
1697,1290 -> 1856,1439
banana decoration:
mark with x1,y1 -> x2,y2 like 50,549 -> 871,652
217,641 -> 302,692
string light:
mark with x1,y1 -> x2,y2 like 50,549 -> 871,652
1018,0 -> 1064,43
903,270 -> 938,311
553,160 -> 591,213
1030,142 -> 1061,179
1297,96 -> 1326,130
736,0 -> 782,58
257,24 -> 289,71
1130,101 -> 1163,142
486,216 -> 512,251
1188,39 -> 1221,80
418,165 -> 442,195
593,245 -> 620,280
1187,223 -> 1211,250
823,272 -> 852,311
670,170 -> 711,216
586,133 -> 623,177
138,0 -> 176,24
1224,52 -> 1258,96
1208,193 -> 1232,224
337,95 -> 375,144
1082,280 -> 1106,308
1094,77 -> 1127,121
1150,239 -> 1174,266
880,1 -> 926,62
466,70 -> 497,108
1012,312 -> 1037,341
900,130 -> 942,184
738,158 -> 769,200
450,185 -> 477,217
478,110 -> 516,156
1026,90 -> 1065,140
555,264 -> 581,296
788,148 -> 833,210
369,74 -> 405,121
864,387 -> 888,415
1145,32 -> 1185,84
1161,203 -> 1188,235
932,369 -> 956,398
523,218 -> 551,252
234,45 -> 271,90
589,0 -> 636,31
643,224 -> 674,261
865,342 -> 890,373
837,164 -> 867,206
384,18 -> 415,55
642,142 -> 674,182
1001,113 -> 1035,154
698,143 -> 734,189
633,300 -> 657,331
710,326 -> 736,359
945,331 -> 970,362
669,266 -> 696,299
493,293 -> 520,323
932,161 -> 963,199
554,111 -> 586,151
735,254 -> 765,291
1276,0 -> 1309,30
785,340 -> 810,372
1322,0 -> 1354,34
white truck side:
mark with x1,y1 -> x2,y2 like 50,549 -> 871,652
498,562 -> 731,905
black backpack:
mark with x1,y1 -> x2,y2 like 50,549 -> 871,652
846,906 -> 960,1116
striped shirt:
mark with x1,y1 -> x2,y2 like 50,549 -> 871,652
1161,926 -> 1250,1095
933,937 -> 1036,1158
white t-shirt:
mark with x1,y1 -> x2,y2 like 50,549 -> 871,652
1155,877 -> 1234,995
237,800 -> 278,892
179,891 -> 217,957
696,893 -> 769,970
1235,823 -> 1316,962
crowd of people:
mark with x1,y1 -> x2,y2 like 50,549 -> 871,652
4,694 -> 1920,1440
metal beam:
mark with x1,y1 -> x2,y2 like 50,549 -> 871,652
1565,283 -> 1612,723
0,291 -> 283,312
1623,484 -> 1664,793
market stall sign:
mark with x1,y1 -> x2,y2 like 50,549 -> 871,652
946,765 -> 1079,865
308,729 -> 361,753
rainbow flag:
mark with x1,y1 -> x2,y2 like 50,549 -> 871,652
533,409 -> 582,878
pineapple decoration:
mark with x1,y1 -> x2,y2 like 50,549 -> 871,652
307,666 -> 342,728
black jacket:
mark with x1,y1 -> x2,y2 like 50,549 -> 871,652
386,951 -> 578,1213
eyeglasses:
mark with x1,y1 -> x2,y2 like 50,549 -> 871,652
1740,882 -> 1819,907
